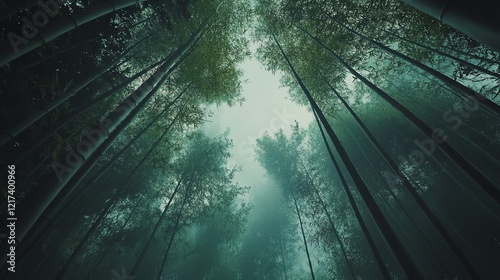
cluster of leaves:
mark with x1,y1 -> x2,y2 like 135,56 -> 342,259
255,125 -> 383,279
17,130 -> 251,280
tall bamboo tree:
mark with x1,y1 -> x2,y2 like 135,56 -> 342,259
0,0 -> 146,66
271,30 -> 423,279
296,25 -> 500,205
9,22 -> 205,247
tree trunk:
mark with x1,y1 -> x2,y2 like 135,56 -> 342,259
131,178 -> 187,276
400,0 -> 500,52
292,195 -> 316,280
299,159 -> 356,280
271,31 -> 422,279
0,29 -> 161,147
382,29 -> 500,79
6,24 -> 202,253
298,25 -> 500,206
440,44 -> 500,65
155,190 -> 190,280
279,239 -> 288,280
338,115 -> 454,277
312,109 -> 392,279
317,22 -> 500,114
86,196 -> 142,279
20,38 -> 99,71
15,58 -> 165,164
0,0 -> 146,66
17,97 -> 187,273
320,70 -> 485,277
44,83 -> 189,221
54,101 -> 186,279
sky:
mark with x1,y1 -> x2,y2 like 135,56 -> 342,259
202,43 -> 313,198
200,42 -> 317,275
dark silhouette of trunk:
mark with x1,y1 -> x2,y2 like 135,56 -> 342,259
298,25 -> 500,206
0,0 -> 146,66
312,109 -> 391,279
271,31 -> 422,279
17,98 -> 187,274
309,23 -> 500,114
337,113 -> 454,277
298,159 -> 356,280
440,44 -> 500,65
5,24 -> 203,254
400,0 -> 500,52
9,63 -> 175,268
320,71 -> 484,278
292,195 -> 315,280
279,239 -> 288,280
43,83 -> 190,221
87,196 -> 142,279
131,178 -> 187,275
25,128 -> 80,177
374,68 -> 500,144
381,29 -> 500,79
15,58 -> 165,164
155,190 -> 190,280
20,38 -> 99,71
131,16 -> 156,29
54,101 -> 186,280
0,29 -> 161,147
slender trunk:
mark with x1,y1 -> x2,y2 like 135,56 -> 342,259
400,0 -> 500,52
291,195 -> 315,280
313,109 -> 391,279
15,58 -> 165,164
440,44 -> 499,65
18,98 -> 187,273
271,31 -> 422,279
320,73 -> 482,278
339,116 -> 453,277
131,16 -> 155,29
86,197 -> 142,279
20,38 -> 99,71
14,65 -> 167,256
131,179 -> 186,276
8,24 -> 204,250
54,103 -> 185,280
155,191 -> 190,280
382,29 -> 500,79
44,83 -> 189,221
0,29 -> 160,147
314,22 -> 500,115
374,68 -> 500,145
279,239 -> 288,280
298,25 -> 500,205
27,128 -> 80,177
299,159 -> 356,280
0,0 -> 146,66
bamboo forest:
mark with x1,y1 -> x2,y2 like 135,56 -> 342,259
1,0 -> 500,279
